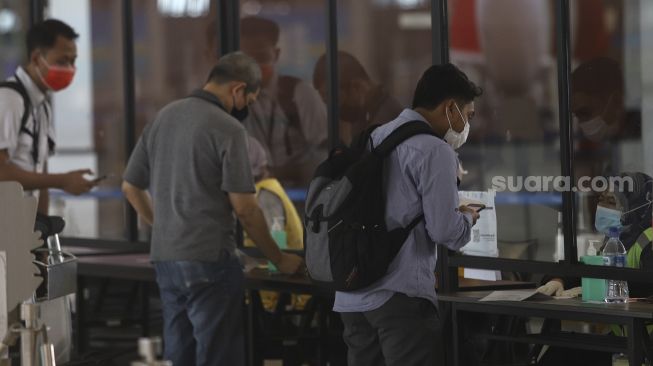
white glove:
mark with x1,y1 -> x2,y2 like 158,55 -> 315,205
537,280 -> 564,296
560,286 -> 582,298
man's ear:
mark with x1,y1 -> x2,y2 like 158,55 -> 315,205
29,49 -> 41,66
231,81 -> 246,96
444,98 -> 457,114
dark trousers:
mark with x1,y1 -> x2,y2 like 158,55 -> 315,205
153,256 -> 245,366
340,293 -> 443,366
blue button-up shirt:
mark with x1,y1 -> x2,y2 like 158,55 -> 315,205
333,109 -> 473,313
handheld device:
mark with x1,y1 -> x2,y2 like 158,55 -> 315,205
93,175 -> 107,183
467,203 -> 486,212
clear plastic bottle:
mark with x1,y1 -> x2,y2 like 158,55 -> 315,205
554,212 -> 564,261
268,217 -> 287,273
603,227 -> 629,303
611,353 -> 628,366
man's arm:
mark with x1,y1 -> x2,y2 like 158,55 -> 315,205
229,192 -> 303,274
417,145 -> 478,251
0,150 -> 95,194
122,180 -> 153,226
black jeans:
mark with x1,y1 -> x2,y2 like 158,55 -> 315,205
340,293 -> 443,366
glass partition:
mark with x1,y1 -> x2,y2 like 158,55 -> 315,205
0,0 -> 28,77
47,0 -> 127,239
571,0 -> 653,275
238,0 -> 328,194
449,0 -> 562,263
332,0 -> 432,144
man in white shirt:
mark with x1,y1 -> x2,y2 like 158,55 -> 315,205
0,19 -> 96,363
0,19 -> 96,215
240,16 -> 328,188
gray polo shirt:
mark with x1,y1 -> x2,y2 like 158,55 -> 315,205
334,109 -> 473,312
124,90 -> 255,262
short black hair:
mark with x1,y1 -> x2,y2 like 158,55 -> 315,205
240,17 -> 280,46
313,51 -> 371,89
571,57 -> 623,98
27,19 -> 78,57
412,63 -> 482,110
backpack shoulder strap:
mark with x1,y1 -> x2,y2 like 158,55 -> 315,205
0,80 -> 32,135
277,75 -> 301,127
277,75 -> 301,156
374,120 -> 438,157
349,123 -> 381,150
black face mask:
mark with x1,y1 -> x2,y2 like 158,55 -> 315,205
231,94 -> 249,121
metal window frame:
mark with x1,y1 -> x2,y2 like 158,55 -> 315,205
40,0 -> 653,284
326,0 -> 339,150
218,0 -> 239,55
122,0 -> 138,241
29,0 -> 45,26
435,0 -> 653,287
119,0 -> 239,242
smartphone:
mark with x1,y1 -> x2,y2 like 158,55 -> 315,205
92,174 -> 109,183
467,203 -> 486,212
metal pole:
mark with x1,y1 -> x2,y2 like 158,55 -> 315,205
431,0 -> 449,65
326,0 -> 339,150
555,0 -> 577,264
432,0 -> 456,292
218,0 -> 239,56
232,0 -> 240,52
29,0 -> 45,26
122,0 -> 138,242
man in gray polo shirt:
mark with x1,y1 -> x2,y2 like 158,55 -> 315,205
122,52 -> 303,366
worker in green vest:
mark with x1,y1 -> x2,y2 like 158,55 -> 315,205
538,172 -> 651,366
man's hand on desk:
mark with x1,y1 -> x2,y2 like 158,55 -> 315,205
275,252 -> 304,274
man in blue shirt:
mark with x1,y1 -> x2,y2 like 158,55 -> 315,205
335,63 -> 482,366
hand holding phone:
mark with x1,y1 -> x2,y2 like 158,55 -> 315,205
92,174 -> 114,184
467,203 -> 486,212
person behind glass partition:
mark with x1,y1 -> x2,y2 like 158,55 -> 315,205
244,135 -> 310,312
571,57 -> 644,252
239,16 -> 328,188
243,135 -> 303,250
571,57 -> 641,177
312,51 -> 403,145
536,172 -> 652,366
539,172 -> 653,296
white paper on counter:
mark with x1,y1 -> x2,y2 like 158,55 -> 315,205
479,289 -> 553,301
463,268 -> 502,281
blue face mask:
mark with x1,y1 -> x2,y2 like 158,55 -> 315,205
594,205 -> 623,234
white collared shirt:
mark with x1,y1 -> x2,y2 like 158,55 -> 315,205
0,66 -> 55,174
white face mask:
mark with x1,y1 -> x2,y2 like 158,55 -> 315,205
444,103 -> 469,150
578,93 -> 613,142
579,117 -> 608,142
